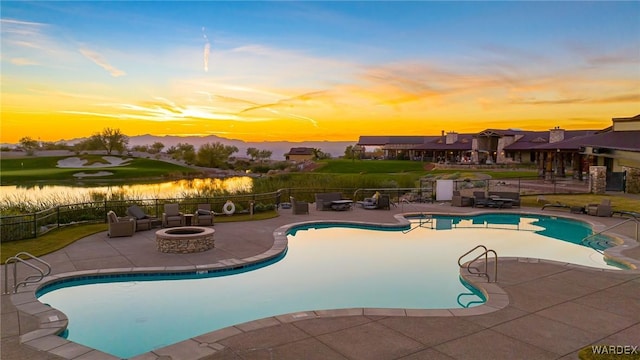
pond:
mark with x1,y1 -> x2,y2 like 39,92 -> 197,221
0,177 -> 253,205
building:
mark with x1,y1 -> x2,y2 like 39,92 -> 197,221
356,114 -> 640,192
284,147 -> 315,162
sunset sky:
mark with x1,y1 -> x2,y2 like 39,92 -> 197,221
1,1 -> 639,144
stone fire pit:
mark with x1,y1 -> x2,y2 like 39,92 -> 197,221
155,227 -> 215,253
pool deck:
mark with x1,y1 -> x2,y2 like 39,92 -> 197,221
2,203 -> 640,360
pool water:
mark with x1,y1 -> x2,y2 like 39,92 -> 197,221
37,213 -> 619,358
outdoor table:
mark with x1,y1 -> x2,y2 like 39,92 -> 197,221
331,200 -> 353,211
184,214 -> 194,226
488,197 -> 515,209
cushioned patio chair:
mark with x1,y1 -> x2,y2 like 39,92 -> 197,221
194,204 -> 214,226
126,205 -> 154,231
451,191 -> 472,207
290,196 -> 309,215
107,210 -> 136,237
586,199 -> 613,217
162,203 -> 185,227
472,191 -> 489,207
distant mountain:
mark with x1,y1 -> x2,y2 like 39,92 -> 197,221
2,134 -> 357,160
119,134 -> 355,160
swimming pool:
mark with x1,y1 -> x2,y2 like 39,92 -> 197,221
36,213 -> 622,358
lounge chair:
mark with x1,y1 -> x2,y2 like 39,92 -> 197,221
107,211 -> 135,237
126,205 -> 154,231
586,199 -> 613,217
358,192 -> 390,210
194,204 -> 214,226
290,196 -> 309,215
162,203 -> 185,227
472,191 -> 489,207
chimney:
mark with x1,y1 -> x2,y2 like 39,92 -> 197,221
549,126 -> 565,143
445,132 -> 458,145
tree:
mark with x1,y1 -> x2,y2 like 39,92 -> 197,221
86,128 -> 128,154
131,145 -> 150,152
344,145 -> 356,160
257,149 -> 272,162
247,147 -> 272,162
196,142 -> 239,168
167,143 -> 196,164
311,148 -> 331,160
150,141 -> 165,154
246,147 -> 259,161
19,137 -> 39,155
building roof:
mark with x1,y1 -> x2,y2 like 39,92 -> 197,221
413,134 -> 474,151
537,130 -> 640,152
285,147 -> 314,155
504,130 -> 598,151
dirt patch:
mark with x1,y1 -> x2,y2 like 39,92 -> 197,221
423,163 -> 436,171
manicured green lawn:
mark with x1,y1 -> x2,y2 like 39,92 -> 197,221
0,155 -> 201,184
1,223 -> 107,263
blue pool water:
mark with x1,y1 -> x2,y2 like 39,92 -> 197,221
37,214 -> 619,358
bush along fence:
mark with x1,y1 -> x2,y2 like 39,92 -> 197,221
0,177 -> 589,242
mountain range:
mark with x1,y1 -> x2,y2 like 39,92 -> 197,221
118,134 -> 354,160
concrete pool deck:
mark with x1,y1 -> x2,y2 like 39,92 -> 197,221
2,203 -> 639,360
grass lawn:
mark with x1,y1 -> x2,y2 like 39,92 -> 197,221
0,155 -> 201,185
1,211 -> 279,263
314,159 -> 426,173
1,223 -> 107,264
520,193 -> 640,212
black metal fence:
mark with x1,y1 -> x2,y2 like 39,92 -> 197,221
0,177 -> 590,242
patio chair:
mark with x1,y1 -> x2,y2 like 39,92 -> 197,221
586,199 -> 613,217
194,204 -> 214,226
359,192 -> 390,210
162,203 -> 185,227
126,205 -> 154,231
451,191 -> 472,207
290,196 -> 309,215
107,211 -> 135,237
472,191 -> 489,207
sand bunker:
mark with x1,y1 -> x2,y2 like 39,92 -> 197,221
73,171 -> 114,178
57,156 -> 132,168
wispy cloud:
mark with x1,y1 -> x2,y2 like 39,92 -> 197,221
202,27 -> 210,72
78,48 -> 126,77
10,57 -> 38,66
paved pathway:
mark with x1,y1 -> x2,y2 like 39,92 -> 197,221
2,204 -> 639,359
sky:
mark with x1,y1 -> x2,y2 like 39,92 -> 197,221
1,1 -> 639,144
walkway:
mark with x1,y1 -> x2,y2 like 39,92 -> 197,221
2,204 -> 639,359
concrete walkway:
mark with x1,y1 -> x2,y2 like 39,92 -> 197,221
2,204 -> 639,360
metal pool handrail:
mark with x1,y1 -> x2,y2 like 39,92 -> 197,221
3,252 -> 51,294
581,217 -> 640,253
458,245 -> 498,282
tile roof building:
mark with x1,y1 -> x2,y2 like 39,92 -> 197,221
356,115 -> 640,192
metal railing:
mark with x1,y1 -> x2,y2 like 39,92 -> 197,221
581,217 -> 640,253
458,245 -> 498,282
4,252 -> 51,294
0,176 -> 594,242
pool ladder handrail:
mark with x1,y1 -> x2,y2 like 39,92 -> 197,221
3,252 -> 51,294
458,245 -> 498,283
402,212 -> 433,233
581,217 -> 640,254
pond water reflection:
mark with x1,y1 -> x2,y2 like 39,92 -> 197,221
0,177 -> 253,205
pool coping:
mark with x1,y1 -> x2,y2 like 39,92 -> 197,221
10,210 -> 640,360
